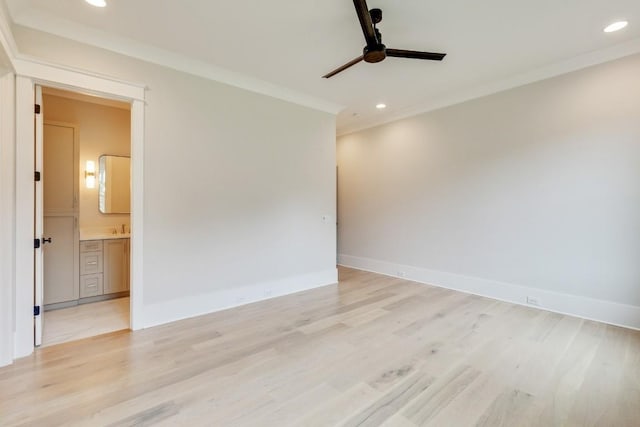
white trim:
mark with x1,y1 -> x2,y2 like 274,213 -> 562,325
338,254 -> 640,331
10,12 -> 343,115
337,37 -> 640,136
13,57 -> 145,102
33,85 -> 42,347
14,75 -> 35,359
129,100 -> 144,331
0,72 -> 15,367
144,269 -> 338,328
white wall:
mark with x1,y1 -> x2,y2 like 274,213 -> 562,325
43,94 -> 131,231
338,54 -> 640,328
13,26 -> 337,327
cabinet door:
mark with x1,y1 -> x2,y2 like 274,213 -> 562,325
104,239 -> 127,294
124,239 -> 130,291
43,124 -> 77,213
44,216 -> 79,304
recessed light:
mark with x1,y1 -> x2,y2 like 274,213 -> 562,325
85,0 -> 107,7
376,103 -> 387,109
604,21 -> 628,33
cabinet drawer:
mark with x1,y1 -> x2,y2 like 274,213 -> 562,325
80,240 -> 103,253
80,274 -> 103,298
80,252 -> 103,275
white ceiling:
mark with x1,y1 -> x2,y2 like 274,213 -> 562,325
5,0 -> 640,134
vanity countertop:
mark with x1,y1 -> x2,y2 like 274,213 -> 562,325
80,230 -> 130,241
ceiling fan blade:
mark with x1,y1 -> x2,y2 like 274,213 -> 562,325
386,49 -> 447,61
323,56 -> 364,78
353,0 -> 378,46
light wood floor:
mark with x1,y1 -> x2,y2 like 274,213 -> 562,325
42,297 -> 130,347
1,267 -> 639,426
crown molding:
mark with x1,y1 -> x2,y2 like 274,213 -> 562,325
11,9 -> 344,115
0,0 -> 18,68
337,37 -> 640,136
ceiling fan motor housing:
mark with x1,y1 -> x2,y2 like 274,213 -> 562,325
370,8 -> 382,24
363,44 -> 386,63
364,7 -> 385,63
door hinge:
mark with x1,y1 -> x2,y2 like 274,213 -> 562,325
34,238 -> 40,249
34,306 -> 41,316
35,104 -> 41,114
35,171 -> 41,182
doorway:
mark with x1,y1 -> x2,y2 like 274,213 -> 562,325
36,86 -> 132,347
10,69 -> 144,361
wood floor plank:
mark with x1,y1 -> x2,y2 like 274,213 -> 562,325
1,266 -> 638,426
343,372 -> 435,427
402,364 -> 481,425
475,388 -> 536,427
289,383 -> 381,427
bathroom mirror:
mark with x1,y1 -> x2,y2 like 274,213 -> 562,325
99,155 -> 131,214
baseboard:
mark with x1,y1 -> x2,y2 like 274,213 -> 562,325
339,254 -> 640,331
43,292 -> 129,311
143,268 -> 338,328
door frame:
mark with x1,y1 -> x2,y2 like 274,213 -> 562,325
12,59 -> 145,359
34,85 -> 42,346
0,72 -> 16,367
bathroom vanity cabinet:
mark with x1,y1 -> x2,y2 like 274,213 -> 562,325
103,239 -> 130,294
80,238 -> 129,299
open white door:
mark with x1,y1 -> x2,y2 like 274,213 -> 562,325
34,84 -> 44,347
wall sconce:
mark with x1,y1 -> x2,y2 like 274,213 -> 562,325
85,160 -> 96,189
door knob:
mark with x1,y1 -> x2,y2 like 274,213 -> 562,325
42,237 -> 52,244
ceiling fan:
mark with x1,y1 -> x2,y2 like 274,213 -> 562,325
323,0 -> 447,78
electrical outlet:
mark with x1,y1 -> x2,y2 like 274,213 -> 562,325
526,296 -> 540,306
